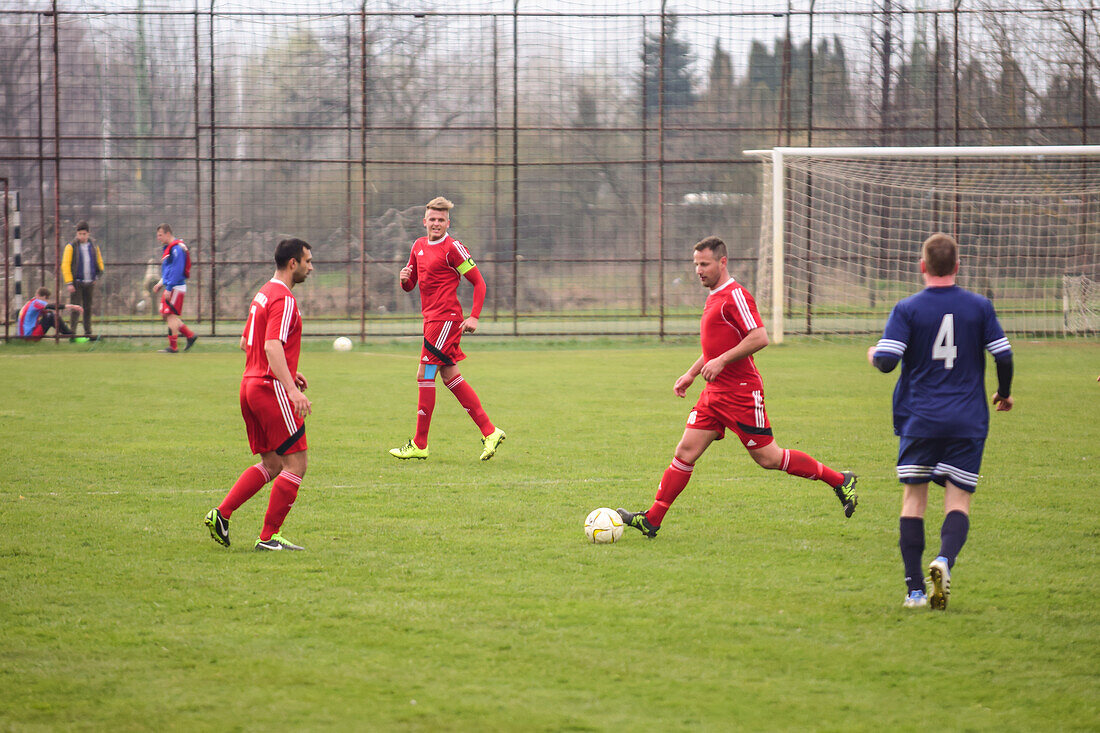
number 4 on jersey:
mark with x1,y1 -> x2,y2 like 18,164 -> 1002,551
932,313 -> 957,369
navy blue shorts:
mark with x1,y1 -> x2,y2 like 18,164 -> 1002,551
896,436 -> 986,493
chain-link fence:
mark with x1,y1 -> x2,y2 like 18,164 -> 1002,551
2,1 -> 1097,339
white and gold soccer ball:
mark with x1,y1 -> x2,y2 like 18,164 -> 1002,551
333,336 -> 353,352
584,507 -> 624,544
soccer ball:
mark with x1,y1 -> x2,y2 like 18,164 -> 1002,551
333,336 -> 353,352
584,507 -> 624,544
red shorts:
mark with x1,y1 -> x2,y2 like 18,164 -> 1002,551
240,377 -> 307,456
420,320 -> 466,367
160,289 -> 185,317
686,386 -> 774,450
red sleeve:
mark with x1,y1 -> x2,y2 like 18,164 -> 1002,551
463,267 -> 486,319
723,288 -> 763,334
263,294 -> 295,344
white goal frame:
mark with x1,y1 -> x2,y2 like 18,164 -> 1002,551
744,145 -> 1100,342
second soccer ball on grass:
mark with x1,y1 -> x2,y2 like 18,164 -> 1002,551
585,507 -> 624,544
333,336 -> 353,352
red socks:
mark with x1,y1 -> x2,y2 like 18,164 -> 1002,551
646,457 -> 694,526
414,379 -> 436,449
168,333 -> 178,350
218,463 -> 272,517
781,449 -> 844,487
180,324 -> 195,339
445,374 -> 495,437
260,470 -> 302,541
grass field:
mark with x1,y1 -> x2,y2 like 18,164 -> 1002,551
1,337 -> 1098,731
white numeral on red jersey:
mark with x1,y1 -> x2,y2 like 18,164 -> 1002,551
246,304 -> 258,347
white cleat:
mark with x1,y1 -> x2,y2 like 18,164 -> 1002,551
928,557 -> 951,610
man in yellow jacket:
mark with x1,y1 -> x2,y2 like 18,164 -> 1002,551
61,221 -> 105,337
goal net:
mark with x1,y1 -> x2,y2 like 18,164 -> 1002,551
746,146 -> 1100,341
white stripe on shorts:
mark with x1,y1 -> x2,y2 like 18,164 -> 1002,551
272,380 -> 297,435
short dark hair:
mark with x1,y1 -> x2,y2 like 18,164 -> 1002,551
76,221 -> 89,232
36,286 -> 50,297
922,232 -> 958,276
274,238 -> 312,268
693,235 -> 727,260
156,223 -> 172,234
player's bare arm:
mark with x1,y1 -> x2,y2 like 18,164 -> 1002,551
701,327 -> 769,382
265,338 -> 311,417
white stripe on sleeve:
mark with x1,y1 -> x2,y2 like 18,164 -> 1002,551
731,289 -> 759,331
875,338 -> 906,356
279,296 -> 294,342
986,337 -> 1011,355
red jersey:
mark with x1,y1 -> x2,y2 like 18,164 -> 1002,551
404,234 -> 477,321
700,277 -> 765,392
242,278 -> 302,379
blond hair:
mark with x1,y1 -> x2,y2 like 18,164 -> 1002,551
425,196 -> 454,212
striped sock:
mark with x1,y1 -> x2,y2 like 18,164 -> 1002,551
219,463 -> 272,517
446,374 -> 494,436
260,470 -> 303,541
646,457 -> 694,526
780,449 -> 843,488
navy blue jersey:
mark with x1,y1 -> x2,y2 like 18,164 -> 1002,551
874,286 -> 1011,439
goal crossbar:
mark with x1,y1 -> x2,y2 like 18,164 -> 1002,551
745,145 -> 1100,158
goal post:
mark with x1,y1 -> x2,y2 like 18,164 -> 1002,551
744,145 -> 1100,342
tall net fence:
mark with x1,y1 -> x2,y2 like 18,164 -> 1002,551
1,1 -> 1098,340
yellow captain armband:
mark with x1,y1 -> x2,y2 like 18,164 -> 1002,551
457,258 -> 476,275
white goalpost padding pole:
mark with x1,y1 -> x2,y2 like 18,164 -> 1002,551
770,149 -> 785,344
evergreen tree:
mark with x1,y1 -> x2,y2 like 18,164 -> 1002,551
641,15 -> 696,113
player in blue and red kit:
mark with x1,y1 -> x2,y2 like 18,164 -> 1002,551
151,223 -> 197,353
617,236 -> 858,538
388,196 -> 506,461
870,232 -> 1014,610
205,238 -> 314,551
17,287 -> 80,340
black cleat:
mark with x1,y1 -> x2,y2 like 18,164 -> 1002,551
616,508 -> 660,538
204,508 -> 230,547
834,471 -> 858,518
184,335 -> 198,351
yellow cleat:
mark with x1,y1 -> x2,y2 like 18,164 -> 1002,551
479,428 -> 506,461
389,440 -> 429,460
